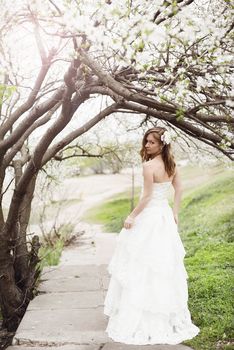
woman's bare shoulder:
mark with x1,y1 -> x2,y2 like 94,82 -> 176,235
142,161 -> 157,177
142,159 -> 160,170
144,158 -> 161,166
142,162 -> 153,172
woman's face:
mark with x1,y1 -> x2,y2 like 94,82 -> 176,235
145,133 -> 161,157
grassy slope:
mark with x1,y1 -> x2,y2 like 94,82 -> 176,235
85,188 -> 141,232
179,174 -> 234,350
85,166 -> 234,350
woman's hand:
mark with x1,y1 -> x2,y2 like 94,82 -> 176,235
124,215 -> 134,229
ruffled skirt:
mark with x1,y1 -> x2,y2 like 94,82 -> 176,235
103,199 -> 200,345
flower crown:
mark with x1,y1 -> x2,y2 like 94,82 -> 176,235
160,130 -> 172,145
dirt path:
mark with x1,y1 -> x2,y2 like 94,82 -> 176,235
28,168 -> 142,238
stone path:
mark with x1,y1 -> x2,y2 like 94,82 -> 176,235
7,224 -> 194,350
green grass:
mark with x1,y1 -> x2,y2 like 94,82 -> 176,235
180,173 -> 234,350
85,188 -> 141,232
184,243 -> 233,350
38,223 -> 74,270
179,175 -> 234,257
85,167 -> 234,350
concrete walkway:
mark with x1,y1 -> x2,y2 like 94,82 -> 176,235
7,220 -> 194,350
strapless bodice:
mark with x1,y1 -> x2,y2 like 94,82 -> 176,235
140,181 -> 171,207
151,182 -> 171,200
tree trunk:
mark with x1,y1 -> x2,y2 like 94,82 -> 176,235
0,162 -> 40,331
15,175 -> 37,293
0,229 -> 25,331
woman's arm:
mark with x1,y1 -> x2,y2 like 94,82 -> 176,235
171,165 -> 183,224
124,163 -> 154,229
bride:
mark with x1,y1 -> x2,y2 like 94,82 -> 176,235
103,127 -> 200,345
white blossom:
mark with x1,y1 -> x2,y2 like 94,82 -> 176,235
196,77 -> 207,92
225,100 -> 234,108
161,130 -> 172,145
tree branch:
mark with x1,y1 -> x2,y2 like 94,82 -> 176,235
0,57 -> 54,140
80,49 -> 175,113
153,0 -> 195,25
42,102 -> 120,165
4,102 -> 61,166
0,87 -> 65,155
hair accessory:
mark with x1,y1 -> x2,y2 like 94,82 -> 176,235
160,130 -> 172,145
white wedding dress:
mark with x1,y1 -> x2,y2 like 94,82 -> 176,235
103,180 -> 200,345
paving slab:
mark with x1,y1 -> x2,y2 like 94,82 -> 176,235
41,264 -> 101,280
59,232 -> 118,266
12,307 -> 110,345
28,291 -> 104,310
38,276 -> 101,293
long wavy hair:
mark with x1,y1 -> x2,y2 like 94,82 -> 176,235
140,127 -> 176,177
